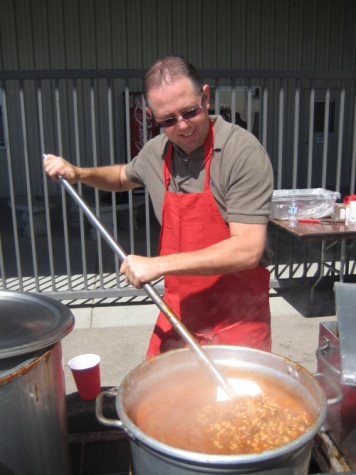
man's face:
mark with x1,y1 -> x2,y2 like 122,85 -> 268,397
147,77 -> 210,155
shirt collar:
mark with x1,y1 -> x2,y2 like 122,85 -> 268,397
169,115 -> 231,159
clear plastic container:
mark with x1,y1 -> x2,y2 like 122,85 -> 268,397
271,188 -> 340,220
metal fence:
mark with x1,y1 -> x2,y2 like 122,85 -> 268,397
0,68 -> 355,300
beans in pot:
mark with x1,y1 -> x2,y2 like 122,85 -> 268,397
196,393 -> 312,454
130,367 -> 315,455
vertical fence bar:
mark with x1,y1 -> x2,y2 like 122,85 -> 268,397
246,80 -> 253,133
124,82 -> 135,254
307,85 -> 315,188
107,78 -> 121,282
142,94 -> 152,257
2,81 -> 23,290
214,79 -> 220,115
277,79 -> 285,189
335,85 -> 345,193
37,79 -> 56,291
230,79 -> 236,125
72,78 -> 89,289
0,233 -> 5,288
55,78 -> 72,291
19,80 -> 40,291
127,91 -> 136,256
90,78 -> 104,288
321,85 -> 330,188
262,79 -> 268,150
144,186 -> 151,257
292,80 -> 301,188
125,82 -> 132,165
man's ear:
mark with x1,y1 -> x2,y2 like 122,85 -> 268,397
146,107 -> 153,118
202,84 -> 210,109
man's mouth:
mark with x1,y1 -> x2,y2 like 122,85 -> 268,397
182,131 -> 195,138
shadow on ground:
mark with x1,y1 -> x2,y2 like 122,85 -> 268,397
274,275 -> 356,318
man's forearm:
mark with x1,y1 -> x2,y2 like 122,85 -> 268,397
121,223 -> 267,288
159,236 -> 264,277
75,165 -> 131,192
43,154 -> 135,192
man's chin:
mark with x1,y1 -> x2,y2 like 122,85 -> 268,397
177,134 -> 202,154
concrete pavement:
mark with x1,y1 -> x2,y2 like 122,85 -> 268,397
61,294 -> 336,395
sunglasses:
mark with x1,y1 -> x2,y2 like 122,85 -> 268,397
153,96 -> 205,128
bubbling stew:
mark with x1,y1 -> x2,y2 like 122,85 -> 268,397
128,367 -> 315,455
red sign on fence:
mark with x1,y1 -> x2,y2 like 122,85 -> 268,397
129,93 -> 160,158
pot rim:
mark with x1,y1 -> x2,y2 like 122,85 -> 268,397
116,346 -> 327,464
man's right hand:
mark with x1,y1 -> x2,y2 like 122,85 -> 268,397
43,154 -> 79,184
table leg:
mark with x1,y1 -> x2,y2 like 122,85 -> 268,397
340,240 -> 346,282
344,240 -> 356,277
311,240 -> 326,303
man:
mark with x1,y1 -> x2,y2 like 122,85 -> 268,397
44,56 -> 273,358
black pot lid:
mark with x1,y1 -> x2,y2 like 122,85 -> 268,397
0,291 -> 75,359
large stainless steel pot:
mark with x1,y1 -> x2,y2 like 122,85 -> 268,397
96,345 -> 329,475
316,281 -> 356,470
316,321 -> 356,470
0,291 -> 74,475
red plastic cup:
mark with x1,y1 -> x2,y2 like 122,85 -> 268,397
68,354 -> 101,400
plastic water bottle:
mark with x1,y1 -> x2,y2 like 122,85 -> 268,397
349,201 -> 356,226
288,199 -> 298,228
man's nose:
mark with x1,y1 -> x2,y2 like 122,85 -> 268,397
176,115 -> 190,127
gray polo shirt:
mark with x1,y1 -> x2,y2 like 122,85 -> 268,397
125,115 -> 273,226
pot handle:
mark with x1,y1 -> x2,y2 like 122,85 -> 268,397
316,337 -> 341,378
313,371 -> 344,406
95,389 -> 124,430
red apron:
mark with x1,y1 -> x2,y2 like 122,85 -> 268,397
146,121 -> 271,359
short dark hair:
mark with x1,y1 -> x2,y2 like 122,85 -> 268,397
143,56 -> 203,108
